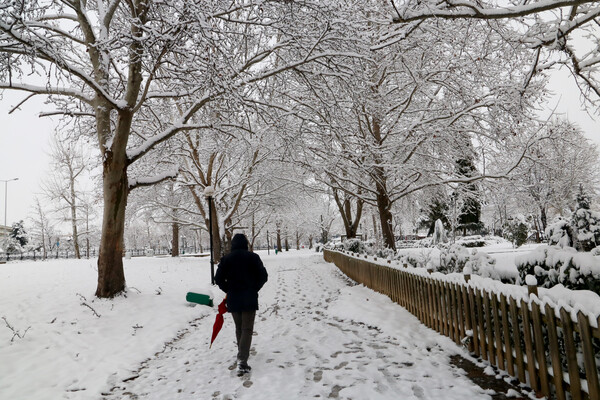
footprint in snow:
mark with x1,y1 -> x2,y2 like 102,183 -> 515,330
330,351 -> 342,358
334,361 -> 348,370
412,384 -> 425,399
328,384 -> 344,398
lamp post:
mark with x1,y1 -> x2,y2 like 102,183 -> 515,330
204,186 -> 216,285
266,230 -> 270,255
1,178 -> 18,228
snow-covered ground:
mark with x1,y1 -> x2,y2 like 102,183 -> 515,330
0,251 -> 506,400
481,242 -> 542,278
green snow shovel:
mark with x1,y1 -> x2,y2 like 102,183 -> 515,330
186,292 -> 213,307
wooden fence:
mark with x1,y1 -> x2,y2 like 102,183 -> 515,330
324,249 -> 600,400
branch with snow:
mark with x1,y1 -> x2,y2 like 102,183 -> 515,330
128,168 -> 179,191
392,0 -> 598,23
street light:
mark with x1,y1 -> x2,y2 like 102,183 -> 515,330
1,178 -> 18,227
204,185 -> 216,285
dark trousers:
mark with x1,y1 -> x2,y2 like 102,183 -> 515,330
231,310 -> 256,364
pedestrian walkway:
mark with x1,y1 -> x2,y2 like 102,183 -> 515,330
102,254 -> 528,400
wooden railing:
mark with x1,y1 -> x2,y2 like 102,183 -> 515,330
324,249 -> 600,400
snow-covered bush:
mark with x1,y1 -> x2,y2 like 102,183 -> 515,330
515,245 -> 600,295
456,235 -> 487,248
5,220 -> 29,254
436,244 -> 504,281
437,244 -> 470,274
546,218 -> 575,248
341,238 -> 369,254
375,247 -> 396,259
572,206 -> 600,251
396,248 -> 441,269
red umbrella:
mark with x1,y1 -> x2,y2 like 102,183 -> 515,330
210,297 -> 227,348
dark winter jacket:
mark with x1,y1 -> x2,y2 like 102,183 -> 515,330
214,234 -> 268,312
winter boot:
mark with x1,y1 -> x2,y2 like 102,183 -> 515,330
237,362 -> 251,376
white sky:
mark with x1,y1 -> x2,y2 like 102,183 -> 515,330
0,68 -> 598,227
0,94 -> 54,227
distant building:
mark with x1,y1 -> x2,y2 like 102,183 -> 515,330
0,225 -> 9,238
0,225 -> 10,252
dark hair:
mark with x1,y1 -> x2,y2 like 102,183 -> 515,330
231,233 -> 249,251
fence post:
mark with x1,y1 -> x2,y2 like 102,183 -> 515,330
545,303 -> 566,400
526,274 -> 538,297
500,294 -> 514,376
577,311 -> 600,400
521,299 -> 539,392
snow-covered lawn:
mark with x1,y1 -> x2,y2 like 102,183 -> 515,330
481,242 -> 543,278
396,240 -> 544,280
1,251 -> 502,400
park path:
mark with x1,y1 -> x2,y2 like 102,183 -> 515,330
102,253 -> 525,400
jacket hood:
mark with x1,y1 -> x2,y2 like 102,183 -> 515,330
231,233 -> 249,251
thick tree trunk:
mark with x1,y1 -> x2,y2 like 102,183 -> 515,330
285,236 -> 289,251
172,222 -> 179,256
95,152 -> 128,298
374,171 -> 396,250
370,117 -> 396,251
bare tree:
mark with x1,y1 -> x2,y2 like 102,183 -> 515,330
42,136 -> 91,259
391,1 -> 600,105
291,9 -> 547,249
1,1 -> 360,297
29,197 -> 54,259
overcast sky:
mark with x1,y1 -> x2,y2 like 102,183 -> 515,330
0,67 -> 598,228
0,94 -> 54,227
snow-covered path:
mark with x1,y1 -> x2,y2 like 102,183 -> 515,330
103,253 -> 492,400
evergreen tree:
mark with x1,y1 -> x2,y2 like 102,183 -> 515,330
511,223 -> 529,248
571,185 -> 600,251
7,220 -> 28,253
456,158 -> 483,235
420,198 -> 450,236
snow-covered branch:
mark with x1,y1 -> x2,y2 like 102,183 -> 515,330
392,0 -> 598,23
0,83 -> 92,104
128,168 -> 179,191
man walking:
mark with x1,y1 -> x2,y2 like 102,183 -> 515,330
214,233 -> 268,376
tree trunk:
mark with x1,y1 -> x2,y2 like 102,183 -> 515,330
377,201 -> 396,250
296,231 -> 300,250
285,236 -> 289,251
372,212 -> 379,246
373,171 -> 395,250
540,206 -> 547,230
70,177 -> 81,259
276,229 -> 282,252
250,214 -> 255,252
172,222 -> 179,257
320,215 -> 328,244
333,189 -> 363,239
41,226 -> 47,260
95,151 -> 128,298
370,117 -> 396,251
